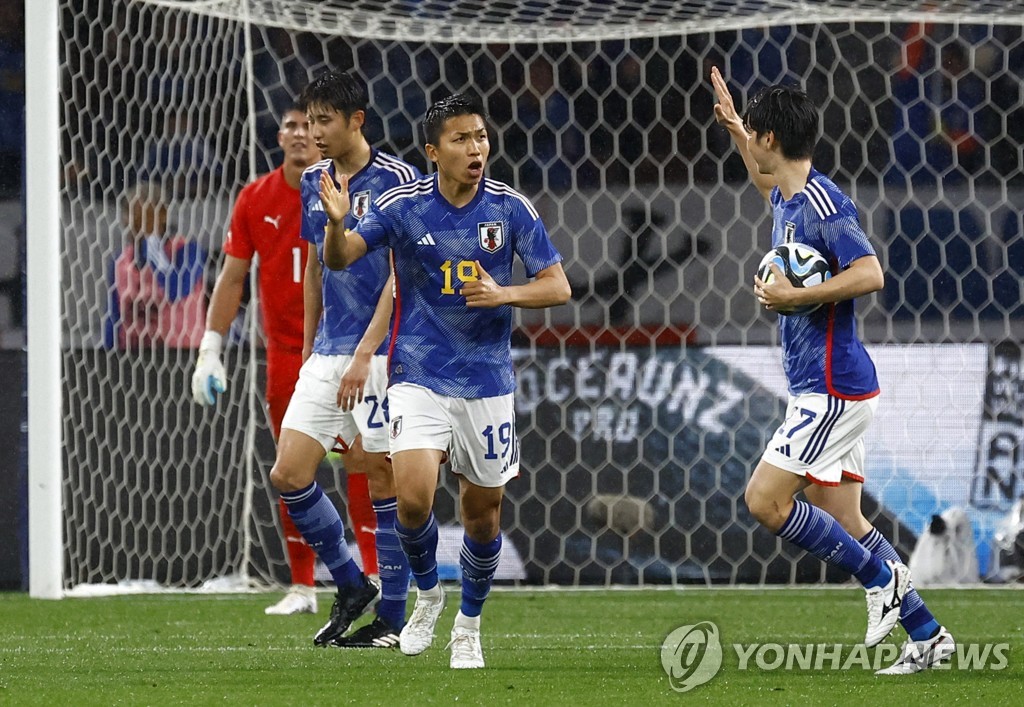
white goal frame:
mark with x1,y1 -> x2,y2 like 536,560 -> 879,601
27,0 -> 1024,597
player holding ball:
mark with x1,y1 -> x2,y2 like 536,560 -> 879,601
711,66 -> 954,674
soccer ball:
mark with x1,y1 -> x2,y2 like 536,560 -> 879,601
756,243 -> 832,315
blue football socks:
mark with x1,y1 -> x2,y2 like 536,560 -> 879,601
459,533 -> 502,618
280,482 -> 363,588
395,512 -> 440,591
777,500 -> 890,588
373,497 -> 411,629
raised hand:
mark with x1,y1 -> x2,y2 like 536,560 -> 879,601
320,170 -> 350,225
710,66 -> 742,129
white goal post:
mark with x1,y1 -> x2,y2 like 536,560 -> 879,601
29,0 -> 1024,596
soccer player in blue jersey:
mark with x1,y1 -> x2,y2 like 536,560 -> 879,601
268,70 -> 421,649
318,93 -> 571,668
711,67 -> 954,674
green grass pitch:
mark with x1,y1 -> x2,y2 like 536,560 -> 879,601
1,588 -> 1021,705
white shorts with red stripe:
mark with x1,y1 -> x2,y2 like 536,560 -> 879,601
760,393 -> 878,486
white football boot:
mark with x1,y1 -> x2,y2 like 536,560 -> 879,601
399,584 -> 446,655
447,612 -> 485,669
876,626 -> 956,675
264,585 -> 318,615
864,560 -> 912,647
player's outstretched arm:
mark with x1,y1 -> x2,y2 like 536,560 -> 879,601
191,254 -> 249,405
337,270 -> 395,411
755,255 -> 884,312
462,260 -> 571,309
710,66 -> 776,201
319,171 -> 368,270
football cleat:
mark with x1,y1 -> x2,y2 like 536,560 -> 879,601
399,585 -> 446,656
264,585 -> 318,616
331,617 -> 401,649
864,560 -> 911,647
447,624 -> 485,669
876,626 -> 956,675
313,575 -> 380,647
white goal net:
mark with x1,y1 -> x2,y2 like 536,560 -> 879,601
55,0 -> 1024,589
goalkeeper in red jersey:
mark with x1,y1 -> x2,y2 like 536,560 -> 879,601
190,105 -> 380,615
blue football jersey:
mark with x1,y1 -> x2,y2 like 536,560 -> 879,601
768,168 -> 879,399
356,175 -> 563,398
300,150 -> 421,355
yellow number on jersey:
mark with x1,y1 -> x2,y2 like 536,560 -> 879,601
440,260 -> 479,294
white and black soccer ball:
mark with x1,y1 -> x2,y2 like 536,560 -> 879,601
756,243 -> 832,315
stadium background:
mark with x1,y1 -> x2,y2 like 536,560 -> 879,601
3,1 -> 1023,592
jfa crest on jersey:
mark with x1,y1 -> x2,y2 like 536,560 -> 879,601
478,221 -> 505,252
352,190 -> 372,220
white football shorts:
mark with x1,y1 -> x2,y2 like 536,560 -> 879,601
386,382 -> 520,489
760,392 -> 879,486
281,353 -> 391,454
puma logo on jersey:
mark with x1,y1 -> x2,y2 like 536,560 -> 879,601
263,214 -> 282,229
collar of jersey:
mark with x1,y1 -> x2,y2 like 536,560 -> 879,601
775,166 -> 823,206
797,167 -> 826,198
431,172 -> 485,214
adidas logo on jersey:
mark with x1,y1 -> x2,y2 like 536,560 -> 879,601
416,233 -> 436,246
309,201 -> 324,212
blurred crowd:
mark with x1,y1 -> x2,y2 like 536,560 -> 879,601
2,3 -> 1022,349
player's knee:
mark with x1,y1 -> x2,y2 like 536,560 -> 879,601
269,461 -> 307,493
462,515 -> 500,544
460,501 -> 501,543
744,484 -> 788,532
397,496 -> 433,528
359,453 -> 393,499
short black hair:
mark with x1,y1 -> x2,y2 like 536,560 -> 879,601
423,93 -> 487,145
278,101 -> 305,124
742,84 -> 818,160
298,70 -> 368,116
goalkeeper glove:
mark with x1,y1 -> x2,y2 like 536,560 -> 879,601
192,330 -> 227,405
